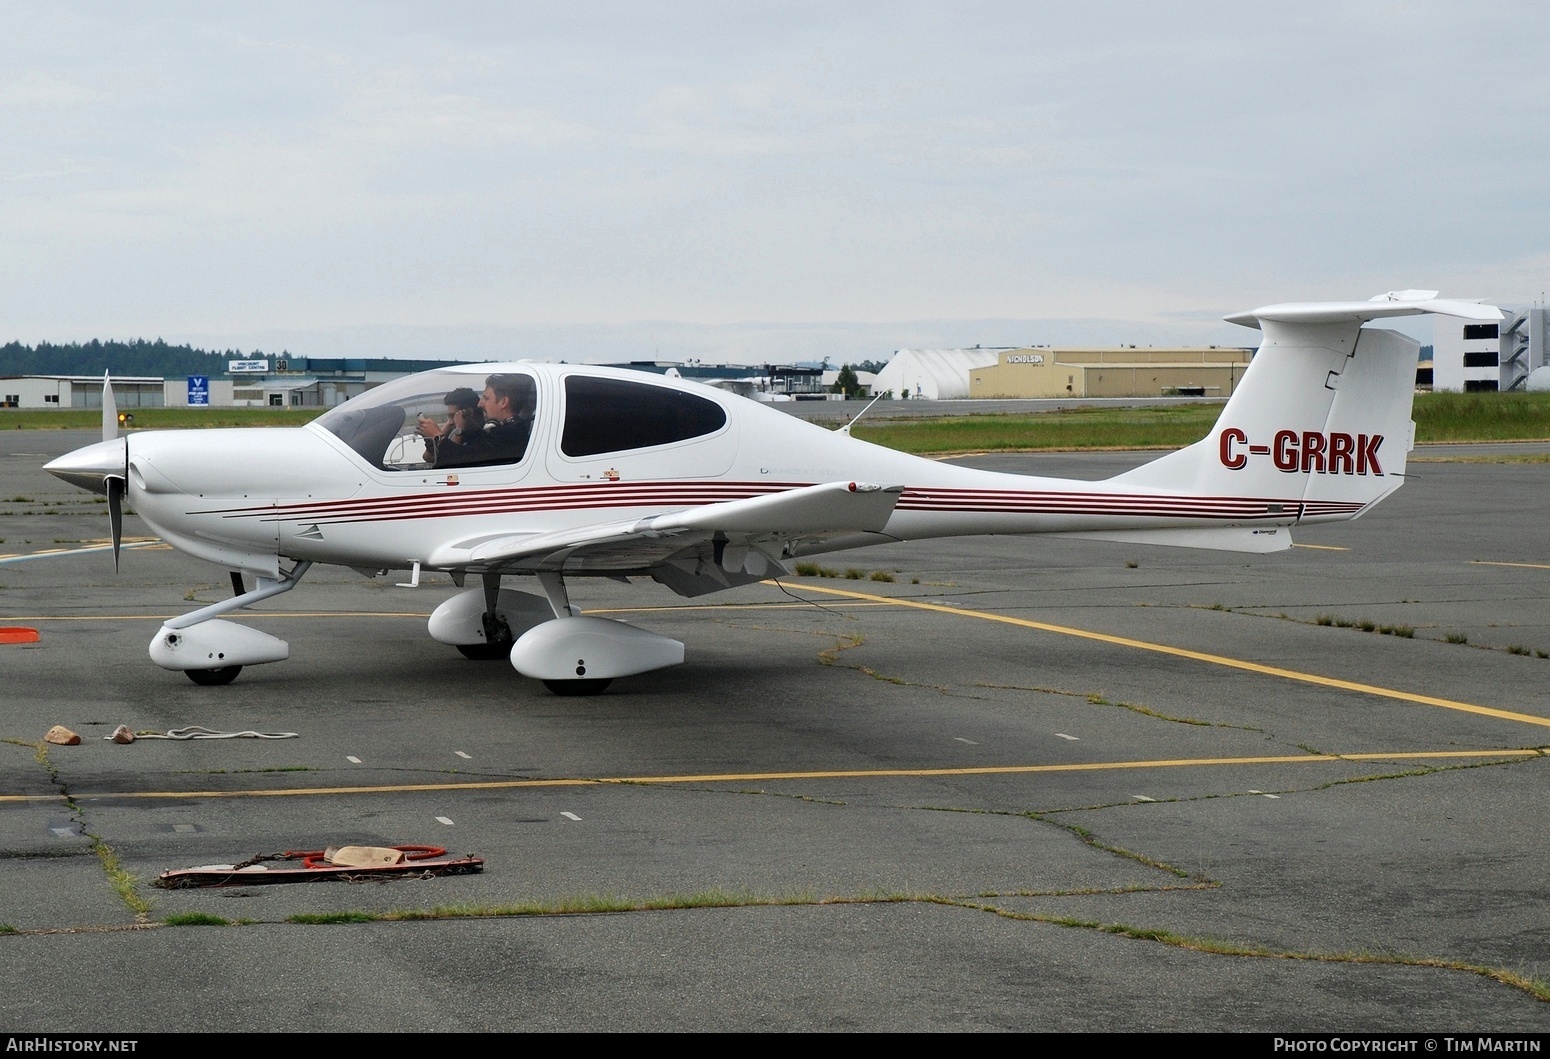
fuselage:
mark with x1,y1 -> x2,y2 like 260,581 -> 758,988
53,362 -> 1309,579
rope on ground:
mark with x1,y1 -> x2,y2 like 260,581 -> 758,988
133,725 -> 299,740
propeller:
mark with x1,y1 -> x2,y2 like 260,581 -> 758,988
107,475 -> 125,572
101,372 -> 128,572
101,370 -> 117,443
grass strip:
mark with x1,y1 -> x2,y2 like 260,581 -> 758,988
26,742 -> 153,920
163,912 -> 232,927
851,391 -> 1550,454
946,900 -> 1550,1003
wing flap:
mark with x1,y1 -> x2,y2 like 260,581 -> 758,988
651,480 -> 902,536
425,481 -> 903,569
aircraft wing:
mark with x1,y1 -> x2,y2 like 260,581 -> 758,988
424,481 -> 904,590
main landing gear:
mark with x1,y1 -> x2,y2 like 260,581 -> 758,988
506,572 -> 683,696
455,639 -> 511,661
457,573 -> 517,659
429,573 -> 539,661
429,570 -> 685,695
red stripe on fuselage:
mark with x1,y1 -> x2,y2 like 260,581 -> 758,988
197,480 -> 1361,527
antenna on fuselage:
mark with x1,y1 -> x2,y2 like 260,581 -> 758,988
835,392 -> 884,436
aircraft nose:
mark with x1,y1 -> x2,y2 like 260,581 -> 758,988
44,438 -> 128,495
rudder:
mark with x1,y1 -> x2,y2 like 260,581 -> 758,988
1115,291 -> 1501,525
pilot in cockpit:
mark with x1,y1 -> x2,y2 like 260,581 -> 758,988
416,387 -> 485,467
470,373 -> 535,464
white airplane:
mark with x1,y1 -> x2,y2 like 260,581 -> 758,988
46,291 -> 1499,694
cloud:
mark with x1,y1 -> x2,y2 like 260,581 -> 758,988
0,71 -> 100,108
0,2 -> 1542,352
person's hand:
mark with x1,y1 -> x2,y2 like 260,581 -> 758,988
416,415 -> 442,439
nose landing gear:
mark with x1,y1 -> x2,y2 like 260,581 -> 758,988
185,666 -> 243,686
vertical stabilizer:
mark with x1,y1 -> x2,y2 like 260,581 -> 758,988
1114,292 -> 1502,523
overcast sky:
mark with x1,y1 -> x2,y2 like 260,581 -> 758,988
2,2 -> 1545,363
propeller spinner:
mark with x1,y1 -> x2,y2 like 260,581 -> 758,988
44,372 -> 131,570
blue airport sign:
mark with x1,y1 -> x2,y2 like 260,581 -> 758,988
187,375 -> 209,406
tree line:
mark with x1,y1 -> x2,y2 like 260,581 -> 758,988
0,339 -> 280,378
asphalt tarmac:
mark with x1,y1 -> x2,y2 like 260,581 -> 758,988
3,429 -> 1550,1032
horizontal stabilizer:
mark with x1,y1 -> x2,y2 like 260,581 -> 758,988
1046,526 -> 1292,553
1225,290 -> 1502,329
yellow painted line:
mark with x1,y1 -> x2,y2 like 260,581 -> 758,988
1471,560 -> 1550,571
0,541 -> 166,563
3,748 -> 1538,805
14,579 -> 1542,732
1291,543 -> 1349,552
589,601 -> 898,615
792,583 -> 1550,730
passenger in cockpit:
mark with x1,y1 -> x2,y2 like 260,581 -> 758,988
417,387 -> 486,467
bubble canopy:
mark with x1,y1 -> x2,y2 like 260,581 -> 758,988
312,368 -> 535,470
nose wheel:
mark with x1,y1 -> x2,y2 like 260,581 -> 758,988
185,666 -> 243,686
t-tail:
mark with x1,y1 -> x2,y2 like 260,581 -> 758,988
1075,291 -> 1503,553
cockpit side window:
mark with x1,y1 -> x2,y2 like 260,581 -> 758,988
560,376 -> 727,458
313,370 -> 536,471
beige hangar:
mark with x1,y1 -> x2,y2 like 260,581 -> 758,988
969,347 -> 1254,399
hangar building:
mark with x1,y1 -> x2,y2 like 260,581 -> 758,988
967,347 -> 1254,399
872,349 -> 1001,400
0,376 -> 167,409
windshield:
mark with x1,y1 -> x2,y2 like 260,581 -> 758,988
313,369 -> 536,470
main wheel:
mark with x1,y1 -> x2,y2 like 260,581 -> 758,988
456,639 -> 512,660
542,678 -> 612,696
458,613 -> 515,660
186,665 -> 242,686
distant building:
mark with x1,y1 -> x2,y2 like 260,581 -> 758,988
0,357 -> 479,410
612,362 -> 836,401
873,349 -> 1001,400
2,357 -> 849,410
1432,307 -> 1548,392
968,347 -> 1254,399
0,375 -> 165,409
227,356 -> 470,407
820,367 -> 878,397
1432,319 -> 1506,392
